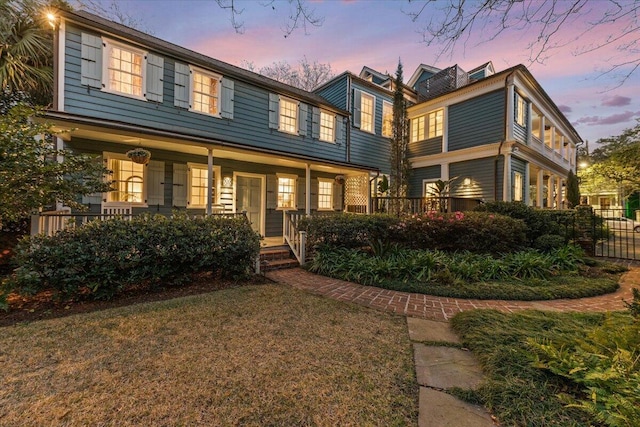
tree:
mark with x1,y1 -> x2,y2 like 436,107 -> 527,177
0,105 -> 111,228
566,170 -> 580,208
389,61 -> 410,198
243,57 -> 334,91
407,0 -> 640,87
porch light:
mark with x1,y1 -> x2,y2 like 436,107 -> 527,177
463,178 -> 471,187
46,12 -> 58,29
222,176 -> 232,187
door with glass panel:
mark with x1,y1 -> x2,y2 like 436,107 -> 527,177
236,175 -> 263,235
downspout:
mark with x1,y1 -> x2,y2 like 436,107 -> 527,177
495,70 -> 517,201
346,75 -> 352,163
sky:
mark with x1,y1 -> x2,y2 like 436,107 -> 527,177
79,0 -> 640,147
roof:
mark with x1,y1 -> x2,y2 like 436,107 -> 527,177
407,64 -> 442,88
59,10 -> 349,115
468,61 -> 494,75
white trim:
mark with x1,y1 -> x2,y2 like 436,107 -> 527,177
233,172 -> 266,236
101,38 -> 147,100
506,84 -> 515,142
189,65 -> 222,118
408,79 -> 504,116
524,162 -> 531,205
359,91 -> 376,134
503,153 -> 511,201
422,179 -> 442,197
186,162 -> 220,209
319,109 -> 336,143
317,177 -> 334,211
381,100 -> 393,138
278,95 -> 299,135
411,142 -> 502,168
57,21 -> 66,111
104,151 -> 148,206
442,106 -> 448,153
275,173 -> 298,210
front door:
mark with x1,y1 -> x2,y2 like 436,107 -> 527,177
236,175 -> 263,235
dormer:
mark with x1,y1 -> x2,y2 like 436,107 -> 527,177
407,64 -> 442,91
359,66 -> 392,87
468,61 -> 495,81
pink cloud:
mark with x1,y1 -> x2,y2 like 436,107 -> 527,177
558,105 -> 572,114
601,95 -> 631,107
575,111 -> 640,126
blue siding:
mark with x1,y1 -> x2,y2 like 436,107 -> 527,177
315,75 -> 348,110
412,70 -> 437,91
449,157 -> 504,202
64,25 -> 347,164
409,165 -> 441,197
448,90 -> 505,151
408,136 -> 443,158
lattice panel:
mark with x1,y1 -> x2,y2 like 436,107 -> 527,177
344,175 -> 368,213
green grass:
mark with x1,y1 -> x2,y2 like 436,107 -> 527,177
0,284 -> 418,426
450,309 -> 632,427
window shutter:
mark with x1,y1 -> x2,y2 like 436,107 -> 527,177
311,107 -> 320,139
220,78 -> 235,119
353,89 -> 362,128
335,116 -> 344,145
145,53 -> 164,102
298,102 -> 308,136
268,93 -> 279,129
266,174 -> 277,209
333,182 -> 343,210
174,63 -> 190,109
172,163 -> 188,207
146,160 -> 165,205
80,33 -> 103,88
296,177 -> 305,210
310,178 -> 318,210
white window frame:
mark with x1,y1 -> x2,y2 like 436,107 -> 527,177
427,109 -> 443,138
189,66 -> 222,117
513,171 -> 523,202
102,38 -> 146,100
411,115 -> 425,143
279,96 -> 299,135
317,178 -> 334,211
515,93 -> 527,127
105,152 -> 147,205
187,163 -> 221,209
382,101 -> 393,137
319,110 -> 335,143
276,173 -> 297,210
360,92 -> 375,133
424,180 -> 439,197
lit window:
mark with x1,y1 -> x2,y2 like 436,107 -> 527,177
360,93 -> 374,133
108,158 -> 145,203
320,111 -> 335,142
189,166 -> 210,208
428,110 -> 443,138
411,116 -> 425,142
279,97 -> 298,134
424,181 -> 438,197
515,94 -> 527,127
513,172 -> 523,202
382,101 -> 393,137
106,43 -> 144,97
277,176 -> 296,209
318,179 -> 333,210
192,70 -> 220,116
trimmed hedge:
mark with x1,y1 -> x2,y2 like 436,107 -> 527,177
7,213 -> 260,301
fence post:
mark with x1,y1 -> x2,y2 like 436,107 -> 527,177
299,230 -> 306,265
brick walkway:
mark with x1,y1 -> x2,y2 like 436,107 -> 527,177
266,267 -> 640,321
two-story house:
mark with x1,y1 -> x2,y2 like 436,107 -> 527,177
44,10 -> 377,238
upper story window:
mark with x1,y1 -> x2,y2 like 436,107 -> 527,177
277,174 -> 297,210
382,101 -> 393,137
108,156 -> 145,203
427,110 -> 443,138
411,116 -> 425,143
279,97 -> 298,134
191,68 -> 221,116
320,111 -> 335,142
318,179 -> 333,210
515,93 -> 527,127
411,109 -> 443,143
105,40 -> 145,98
360,92 -> 375,133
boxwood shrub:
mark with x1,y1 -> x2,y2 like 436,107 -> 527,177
7,213 -> 260,300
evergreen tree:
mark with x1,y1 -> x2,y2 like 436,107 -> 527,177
389,60 -> 410,198
566,169 -> 580,208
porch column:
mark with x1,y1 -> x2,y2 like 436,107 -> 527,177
524,162 -> 531,206
540,116 -> 546,149
536,169 -> 544,208
206,148 -> 213,215
556,178 -> 564,209
526,102 -> 533,145
506,84 -> 515,142
55,135 -> 65,211
305,163 -> 311,216
503,153 -> 511,202
548,175 -> 555,208
366,173 -> 371,214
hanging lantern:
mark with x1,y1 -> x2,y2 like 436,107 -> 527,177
334,175 -> 345,185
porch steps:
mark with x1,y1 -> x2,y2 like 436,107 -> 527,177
260,245 -> 299,272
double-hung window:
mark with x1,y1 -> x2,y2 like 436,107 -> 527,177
515,93 -> 527,127
317,179 -> 333,210
427,110 -> 443,138
382,101 -> 393,137
108,156 -> 145,203
191,68 -> 221,116
319,111 -> 335,142
277,175 -> 296,210
411,116 -> 425,142
279,97 -> 298,134
513,172 -> 523,202
360,93 -> 374,133
189,165 -> 209,208
105,40 -> 145,98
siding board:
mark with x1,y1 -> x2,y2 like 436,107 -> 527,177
449,157 -> 503,201
448,90 -> 505,151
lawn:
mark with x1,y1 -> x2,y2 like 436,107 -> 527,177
0,284 -> 418,426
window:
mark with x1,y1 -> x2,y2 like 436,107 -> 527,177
189,165 -> 210,208
191,69 -> 220,116
318,179 -> 333,210
105,41 -> 144,97
277,175 -> 296,209
382,101 -> 393,137
424,181 -> 438,197
360,92 -> 374,133
320,111 -> 335,142
427,110 -> 443,138
279,97 -> 298,134
515,93 -> 527,127
531,107 -> 542,140
599,197 -> 611,210
513,172 -> 523,202
411,116 -> 425,142
108,157 -> 145,203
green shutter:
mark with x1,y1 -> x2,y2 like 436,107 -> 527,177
311,107 -> 320,139
146,160 -> 165,205
296,177 -> 305,210
266,174 -> 277,209
268,93 -> 279,129
220,78 -> 234,119
353,89 -> 362,128
80,33 -> 102,88
145,53 -> 164,102
172,163 -> 188,207
310,178 -> 318,210
335,116 -> 344,145
333,181 -> 342,210
298,102 -> 308,136
174,63 -> 190,109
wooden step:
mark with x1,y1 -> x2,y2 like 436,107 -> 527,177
259,247 -> 292,262
261,258 -> 299,272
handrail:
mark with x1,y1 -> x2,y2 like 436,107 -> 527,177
283,211 -> 306,265
370,196 -> 482,215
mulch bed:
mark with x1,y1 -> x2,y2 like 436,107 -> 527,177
1,273 -> 270,328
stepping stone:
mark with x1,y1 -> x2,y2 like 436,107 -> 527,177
414,344 -> 485,389
407,317 -> 461,343
419,388 -> 494,427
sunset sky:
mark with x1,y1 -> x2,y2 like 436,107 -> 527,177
80,0 -> 640,146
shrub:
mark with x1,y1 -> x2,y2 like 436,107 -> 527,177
299,214 -> 398,249
533,234 -> 566,252
7,213 -> 260,300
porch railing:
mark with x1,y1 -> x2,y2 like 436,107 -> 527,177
283,212 -> 307,265
371,196 -> 483,215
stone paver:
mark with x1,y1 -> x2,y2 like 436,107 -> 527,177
414,344 -> 485,389
407,317 -> 461,343
419,388 -> 494,427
